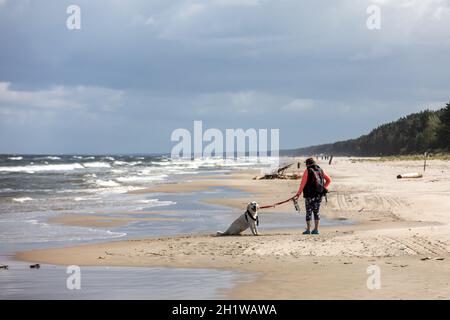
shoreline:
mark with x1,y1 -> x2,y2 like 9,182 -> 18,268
15,157 -> 450,299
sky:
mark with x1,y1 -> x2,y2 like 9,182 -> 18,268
0,0 -> 449,154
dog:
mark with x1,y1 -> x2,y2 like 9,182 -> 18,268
217,201 -> 260,236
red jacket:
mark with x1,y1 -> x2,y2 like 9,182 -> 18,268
295,168 -> 331,198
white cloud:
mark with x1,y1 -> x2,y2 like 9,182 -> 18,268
131,14 -> 158,27
192,91 -> 322,116
213,0 -> 264,7
281,99 -> 315,112
177,3 -> 205,19
0,82 -> 82,109
0,82 -> 124,121
192,91 -> 286,115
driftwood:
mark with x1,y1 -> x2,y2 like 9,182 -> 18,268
0,265 -> 9,270
277,163 -> 294,174
255,163 -> 302,180
397,172 -> 423,179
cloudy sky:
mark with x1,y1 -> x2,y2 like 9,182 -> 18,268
1,0 -> 449,154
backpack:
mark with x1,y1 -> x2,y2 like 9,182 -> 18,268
308,165 -> 326,196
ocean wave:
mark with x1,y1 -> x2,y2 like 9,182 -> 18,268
12,197 -> 33,203
150,161 -> 174,166
0,220 -> 127,243
113,160 -> 142,166
136,199 -> 176,207
171,170 -> 200,175
95,179 -> 121,188
85,178 -> 146,194
0,163 -> 85,173
34,156 -> 62,160
82,161 -> 111,168
111,169 -> 126,174
74,196 -> 98,201
98,186 -> 145,194
116,174 -> 168,183
83,173 -> 97,178
8,156 -> 23,160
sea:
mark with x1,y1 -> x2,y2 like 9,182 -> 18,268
0,154 -> 279,299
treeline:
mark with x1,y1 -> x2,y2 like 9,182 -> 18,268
285,102 -> 450,157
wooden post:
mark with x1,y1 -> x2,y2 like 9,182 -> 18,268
423,152 -> 428,172
329,155 -> 333,165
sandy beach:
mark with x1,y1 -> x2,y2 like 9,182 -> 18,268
17,157 -> 450,299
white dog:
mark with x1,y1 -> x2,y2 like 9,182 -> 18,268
217,201 -> 260,236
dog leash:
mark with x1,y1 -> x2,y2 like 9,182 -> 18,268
260,196 -> 296,209
260,191 -> 329,211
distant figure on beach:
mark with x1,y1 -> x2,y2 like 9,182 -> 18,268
294,157 -> 331,235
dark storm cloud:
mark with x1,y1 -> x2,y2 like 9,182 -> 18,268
1,0 -> 449,153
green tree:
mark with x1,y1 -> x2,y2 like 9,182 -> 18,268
437,102 -> 450,150
424,113 -> 441,149
289,103 -> 450,156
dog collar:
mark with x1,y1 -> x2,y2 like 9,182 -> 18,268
245,210 -> 257,221
245,210 -> 259,226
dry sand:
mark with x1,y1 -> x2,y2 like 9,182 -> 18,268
17,157 -> 450,299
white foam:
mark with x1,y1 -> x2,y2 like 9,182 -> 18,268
82,162 -> 111,168
111,169 -> 126,174
8,156 -> 23,160
95,179 -> 121,188
113,160 -> 142,166
99,185 -> 144,194
151,161 -> 174,166
12,197 -> 33,203
116,174 -> 168,183
83,173 -> 97,178
34,156 -> 62,160
136,199 -> 176,207
0,220 -> 127,243
0,163 -> 85,173
74,197 -> 90,201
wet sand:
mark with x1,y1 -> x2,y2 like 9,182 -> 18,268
48,214 -> 181,228
17,157 -> 450,299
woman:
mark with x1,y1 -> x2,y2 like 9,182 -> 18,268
294,157 -> 331,235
